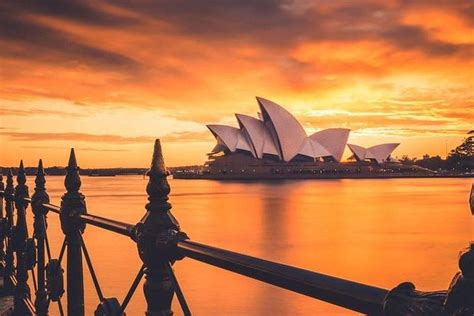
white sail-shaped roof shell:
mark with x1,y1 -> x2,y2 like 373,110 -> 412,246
347,144 -> 367,161
298,138 -> 315,157
348,143 -> 399,163
297,138 -> 332,159
256,97 -> 307,162
309,128 -> 350,162
235,132 -> 252,152
207,124 -> 252,154
210,143 -> 228,154
207,125 -> 241,152
235,114 -> 278,158
366,143 -> 399,163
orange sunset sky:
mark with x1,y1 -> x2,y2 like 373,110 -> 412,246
0,0 -> 473,168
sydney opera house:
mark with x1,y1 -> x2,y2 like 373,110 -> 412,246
207,97 -> 398,162
174,97 -> 432,179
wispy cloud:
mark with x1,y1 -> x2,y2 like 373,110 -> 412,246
2,130 -> 213,143
1,132 -> 154,143
161,131 -> 213,143
22,145 -> 129,152
0,0 -> 472,165
0,108 -> 85,117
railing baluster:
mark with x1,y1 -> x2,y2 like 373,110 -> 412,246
32,159 -> 50,315
136,139 -> 188,315
4,169 -> 15,292
14,160 -> 32,314
60,149 -> 87,316
0,140 -> 468,315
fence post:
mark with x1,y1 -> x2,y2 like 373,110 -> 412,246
32,159 -> 50,315
4,169 -> 15,292
14,160 -> 31,314
0,170 -> 5,273
136,139 -> 183,315
60,149 -> 87,316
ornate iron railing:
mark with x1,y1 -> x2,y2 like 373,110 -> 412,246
0,139 -> 472,315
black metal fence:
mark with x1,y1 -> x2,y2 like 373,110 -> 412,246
0,139 -> 472,315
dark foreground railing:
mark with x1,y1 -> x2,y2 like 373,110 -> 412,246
0,139 -> 472,316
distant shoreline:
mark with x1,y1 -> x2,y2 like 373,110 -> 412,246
172,173 -> 473,180
1,166 -> 472,179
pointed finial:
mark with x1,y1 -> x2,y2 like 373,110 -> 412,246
146,139 -> 171,211
35,159 -> 46,190
15,161 -> 30,208
5,169 -> 14,197
32,159 -> 49,217
149,139 -> 167,176
68,148 -> 78,169
17,160 -> 27,186
64,148 -> 81,193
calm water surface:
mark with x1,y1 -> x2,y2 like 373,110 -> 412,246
23,176 -> 473,315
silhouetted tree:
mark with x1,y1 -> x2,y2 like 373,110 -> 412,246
400,155 -> 417,165
416,154 -> 445,170
446,132 -> 473,172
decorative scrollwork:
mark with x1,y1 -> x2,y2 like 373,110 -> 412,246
384,243 -> 474,316
444,243 -> 474,315
383,282 -> 446,315
94,298 -> 122,316
46,259 -> 64,302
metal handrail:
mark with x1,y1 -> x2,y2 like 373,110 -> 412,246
24,198 -> 135,238
177,240 -> 387,314
1,140 -> 470,316
79,213 -> 134,238
23,198 -> 388,314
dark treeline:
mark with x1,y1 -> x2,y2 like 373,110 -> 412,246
399,132 -> 473,172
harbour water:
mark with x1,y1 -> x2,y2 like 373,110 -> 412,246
24,176 -> 473,315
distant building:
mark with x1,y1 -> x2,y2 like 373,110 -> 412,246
207,97 -> 399,164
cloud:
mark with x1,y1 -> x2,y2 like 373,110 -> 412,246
22,145 -> 129,152
5,0 -> 138,26
1,132 -> 154,143
381,25 -> 473,56
1,0 -> 471,76
161,131 -> 213,143
0,0 -> 472,166
106,0 -> 473,56
0,108 -> 85,117
0,2 -> 141,70
1,131 -> 213,144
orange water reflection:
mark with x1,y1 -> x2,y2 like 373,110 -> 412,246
24,176 -> 473,315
